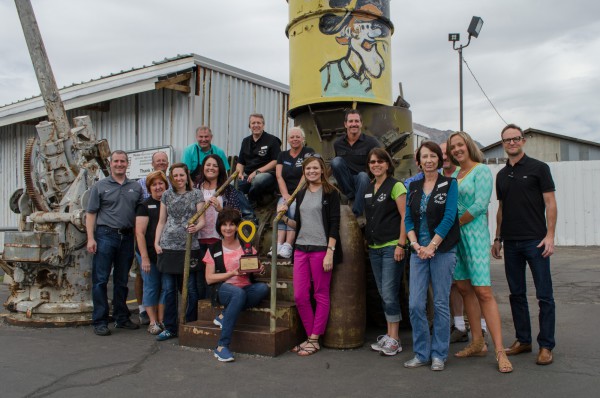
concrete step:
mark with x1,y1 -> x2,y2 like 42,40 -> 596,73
196,299 -> 300,330
253,277 -> 294,302
178,321 -> 296,357
259,257 -> 293,279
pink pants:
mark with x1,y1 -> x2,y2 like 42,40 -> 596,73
293,250 -> 332,336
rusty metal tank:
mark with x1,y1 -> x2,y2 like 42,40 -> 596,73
322,205 -> 366,348
287,0 -> 394,110
284,0 -> 415,348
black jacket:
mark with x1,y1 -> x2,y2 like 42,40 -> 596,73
294,187 -> 343,264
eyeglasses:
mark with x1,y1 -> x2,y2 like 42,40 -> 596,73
368,159 -> 386,165
502,136 -> 524,144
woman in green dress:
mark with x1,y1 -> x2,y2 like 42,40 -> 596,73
447,131 -> 513,373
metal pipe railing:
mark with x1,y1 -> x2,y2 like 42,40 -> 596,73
269,180 -> 305,332
179,171 -> 238,326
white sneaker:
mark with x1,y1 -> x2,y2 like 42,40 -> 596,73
279,243 -> 293,259
147,322 -> 162,335
380,337 -> 402,356
370,335 -> 389,352
268,243 -> 283,257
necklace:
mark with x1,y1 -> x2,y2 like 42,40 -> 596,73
457,164 -> 476,179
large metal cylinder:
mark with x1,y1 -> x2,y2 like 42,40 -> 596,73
323,205 -> 366,348
286,0 -> 394,113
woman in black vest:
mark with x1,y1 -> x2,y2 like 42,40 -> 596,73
204,208 -> 269,362
135,170 -> 169,335
364,148 -> 407,356
403,142 -> 459,371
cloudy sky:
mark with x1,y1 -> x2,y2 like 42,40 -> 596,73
1,0 -> 599,146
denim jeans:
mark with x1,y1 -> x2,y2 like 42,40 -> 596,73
135,253 -> 166,307
409,249 -> 456,361
161,272 -> 199,334
369,245 -> 403,323
237,172 -> 277,203
92,226 -> 134,326
277,197 -> 296,231
503,239 -> 555,350
330,156 -> 370,216
217,282 -> 269,347
195,243 -> 210,301
233,187 -> 257,221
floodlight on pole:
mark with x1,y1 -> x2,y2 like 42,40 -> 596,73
449,16 -> 483,131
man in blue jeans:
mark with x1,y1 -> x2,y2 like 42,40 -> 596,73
86,150 -> 144,336
235,114 -> 281,208
492,124 -> 557,365
331,109 -> 381,227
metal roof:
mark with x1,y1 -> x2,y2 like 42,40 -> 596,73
481,127 -> 600,152
0,53 -> 289,128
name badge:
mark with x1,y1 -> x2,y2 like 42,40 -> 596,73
437,181 -> 448,188
364,193 -> 373,198
148,205 -> 157,209
260,146 -> 268,150
213,251 -> 223,258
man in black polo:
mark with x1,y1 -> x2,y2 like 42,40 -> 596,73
86,150 -> 144,336
235,113 -> 281,205
491,124 -> 557,365
331,109 -> 381,226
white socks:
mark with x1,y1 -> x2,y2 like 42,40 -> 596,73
454,316 -> 466,332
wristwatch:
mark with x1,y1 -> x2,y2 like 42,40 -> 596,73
255,169 -> 262,175
494,237 -> 503,243
327,246 -> 335,251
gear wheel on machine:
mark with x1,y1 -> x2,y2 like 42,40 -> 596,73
24,137 -> 50,212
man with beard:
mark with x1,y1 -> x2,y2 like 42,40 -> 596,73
492,124 -> 557,366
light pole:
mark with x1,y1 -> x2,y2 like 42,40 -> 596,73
449,16 -> 483,132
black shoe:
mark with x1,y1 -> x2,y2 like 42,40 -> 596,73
139,311 -> 150,325
115,319 -> 140,330
94,325 -> 111,336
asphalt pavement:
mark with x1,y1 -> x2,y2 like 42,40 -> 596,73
1,246 -> 599,398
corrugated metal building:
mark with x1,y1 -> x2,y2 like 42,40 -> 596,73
482,128 -> 600,164
0,54 -> 290,230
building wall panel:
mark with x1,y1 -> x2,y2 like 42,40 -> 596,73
486,160 -> 600,247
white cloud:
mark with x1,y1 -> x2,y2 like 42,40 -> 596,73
0,0 -> 598,146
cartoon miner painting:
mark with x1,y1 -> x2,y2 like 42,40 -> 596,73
319,0 -> 390,97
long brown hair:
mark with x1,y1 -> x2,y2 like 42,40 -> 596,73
168,163 -> 193,191
446,131 -> 483,165
302,155 -> 338,194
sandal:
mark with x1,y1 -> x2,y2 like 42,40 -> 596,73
297,338 -> 320,356
496,350 -> 514,373
290,339 -> 308,353
454,338 -> 488,358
